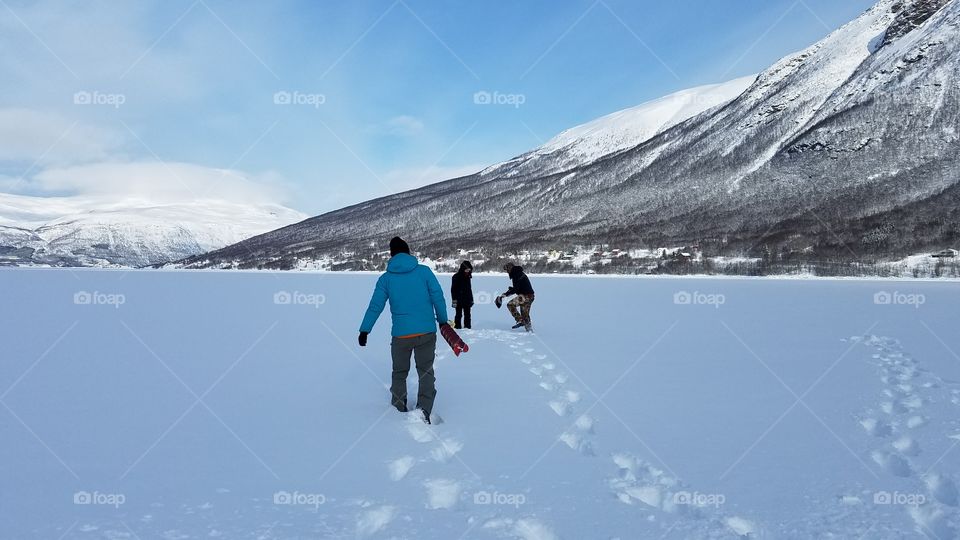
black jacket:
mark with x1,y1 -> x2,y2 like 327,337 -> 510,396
451,263 -> 474,306
505,266 -> 535,296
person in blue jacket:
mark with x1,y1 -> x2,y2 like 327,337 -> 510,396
358,237 -> 448,424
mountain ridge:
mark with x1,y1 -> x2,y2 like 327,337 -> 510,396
0,194 -> 306,267
176,0 -> 959,274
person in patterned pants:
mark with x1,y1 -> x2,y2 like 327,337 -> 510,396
496,262 -> 536,331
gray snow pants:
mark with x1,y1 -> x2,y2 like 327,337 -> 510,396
390,333 -> 437,414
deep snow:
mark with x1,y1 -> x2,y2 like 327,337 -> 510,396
1,269 -> 959,539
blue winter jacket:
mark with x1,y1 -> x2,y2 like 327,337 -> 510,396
359,253 -> 449,337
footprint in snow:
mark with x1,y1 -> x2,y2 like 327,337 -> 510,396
388,456 -> 415,481
871,450 -> 912,477
608,453 -> 757,537
906,415 -> 927,429
483,518 -> 558,540
892,436 -> 921,457
430,438 -> 463,463
860,417 -> 892,437
548,400 -> 570,417
574,414 -> 595,433
355,505 -> 397,538
560,429 -> 595,456
423,478 -> 461,510
404,414 -> 436,443
925,473 -> 960,507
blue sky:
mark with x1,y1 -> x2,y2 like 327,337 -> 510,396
0,0 -> 876,215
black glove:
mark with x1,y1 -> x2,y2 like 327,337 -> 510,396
452,299 -> 458,309
358,331 -> 368,347
495,295 -> 503,309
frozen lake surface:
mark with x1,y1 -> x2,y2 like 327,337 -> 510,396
1,268 -> 959,539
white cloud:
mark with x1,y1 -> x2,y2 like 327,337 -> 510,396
378,115 -> 425,137
26,161 -> 292,206
0,2 -> 230,106
0,108 -> 124,164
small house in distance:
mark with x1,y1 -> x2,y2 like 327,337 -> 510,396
931,249 -> 958,258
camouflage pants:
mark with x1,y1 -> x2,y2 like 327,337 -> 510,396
507,294 -> 534,324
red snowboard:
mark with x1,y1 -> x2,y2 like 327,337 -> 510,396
440,325 -> 469,356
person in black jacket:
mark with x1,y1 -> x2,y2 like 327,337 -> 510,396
450,261 -> 474,329
496,262 -> 535,331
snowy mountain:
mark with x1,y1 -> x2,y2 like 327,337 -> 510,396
182,0 -> 960,271
0,193 -> 306,267
479,75 -> 756,179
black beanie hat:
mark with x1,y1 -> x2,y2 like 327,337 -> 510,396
389,236 -> 410,256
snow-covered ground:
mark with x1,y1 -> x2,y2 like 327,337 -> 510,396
2,269 -> 959,539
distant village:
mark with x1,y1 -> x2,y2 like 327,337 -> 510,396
293,245 -> 960,278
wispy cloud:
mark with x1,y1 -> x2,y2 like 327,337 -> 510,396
0,108 -> 124,164
375,115 -> 425,137
28,161 -> 292,205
